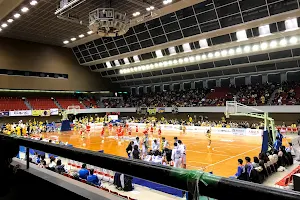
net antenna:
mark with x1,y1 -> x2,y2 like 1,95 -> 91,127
225,101 -> 276,144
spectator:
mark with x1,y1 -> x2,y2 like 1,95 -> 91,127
132,145 -> 140,159
126,141 -> 134,158
38,160 -> 47,168
273,136 -> 282,151
48,156 -> 56,169
231,159 -> 247,180
245,157 -> 253,176
87,169 -> 100,186
55,159 -> 66,174
252,157 -> 260,168
78,163 -> 89,179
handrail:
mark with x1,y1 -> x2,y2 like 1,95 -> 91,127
1,134 -> 300,200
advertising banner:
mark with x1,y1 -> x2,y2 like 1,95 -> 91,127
157,107 -> 165,113
9,110 -> 32,117
147,108 -> 157,115
32,110 -> 51,116
50,108 -> 59,115
0,111 -> 9,117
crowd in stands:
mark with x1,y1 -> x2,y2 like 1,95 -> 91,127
232,131 -> 295,183
272,82 -> 300,105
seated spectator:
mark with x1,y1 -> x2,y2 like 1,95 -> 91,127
87,169 -> 100,186
245,157 -> 253,176
48,156 -> 56,169
272,150 -> 279,163
38,160 -> 46,168
231,159 -> 248,180
252,157 -> 260,168
78,163 -> 89,179
55,159 -> 66,174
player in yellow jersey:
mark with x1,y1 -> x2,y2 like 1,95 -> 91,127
182,125 -> 186,135
16,125 -> 21,136
206,128 -> 212,148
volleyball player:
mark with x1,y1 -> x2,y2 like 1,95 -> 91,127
158,126 -> 162,136
178,140 -> 186,169
206,128 -> 212,148
171,143 -> 182,168
135,125 -> 138,135
128,126 -> 132,136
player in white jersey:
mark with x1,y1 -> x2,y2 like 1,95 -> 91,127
152,139 -> 159,151
178,140 -> 186,169
171,143 -> 182,168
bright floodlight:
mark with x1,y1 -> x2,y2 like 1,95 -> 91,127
259,24 -> 270,36
0,28 -> 2,32
119,70 -> 123,74
168,46 -> 176,55
228,49 -> 235,55
7,19 -> 13,23
14,13 -> 21,18
252,44 -> 259,51
270,40 -> 277,48
155,50 -> 163,58
289,36 -> 298,44
1,23 -> 8,28
195,55 -> 201,61
182,43 -> 191,52
154,63 -> 159,68
159,62 -> 163,67
163,61 -> 168,66
221,50 -> 228,56
260,42 -> 268,50
87,31 -> 93,35
133,55 -> 140,62
114,60 -> 120,66
236,30 -> 247,41
173,59 -> 178,64
21,7 -> 29,13
207,53 -> 213,58
178,58 -> 183,64
199,39 -> 208,48
183,57 -> 189,63
279,38 -> 287,46
30,1 -> 38,6
189,56 -> 195,62
214,51 -> 220,57
79,34 -> 84,38
202,54 -> 207,60
243,46 -> 251,52
236,47 -> 242,54
63,40 -> 69,44
70,37 -> 76,41
285,18 -> 298,31
168,60 -> 172,65
106,61 -> 112,68
123,58 -> 130,65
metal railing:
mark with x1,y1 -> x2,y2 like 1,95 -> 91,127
1,134 -> 300,200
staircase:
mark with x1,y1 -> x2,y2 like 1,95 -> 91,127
267,89 -> 278,105
23,98 -> 32,110
53,98 -> 63,109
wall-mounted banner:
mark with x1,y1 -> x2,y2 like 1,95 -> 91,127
32,110 -> 51,116
147,107 -> 157,115
50,108 -> 59,115
157,107 -> 165,113
9,110 -> 32,117
0,111 -> 9,117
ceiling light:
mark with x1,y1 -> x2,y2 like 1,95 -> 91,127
168,46 -> 176,55
285,18 -> 298,31
87,31 -> 93,35
150,64 -> 154,69
236,47 -> 242,54
138,66 -> 142,70
124,58 -> 130,65
0,28 -> 2,32
114,60 -> 120,66
214,51 -> 220,57
159,62 -> 163,67
195,55 -> 201,61
178,58 -> 183,64
207,53 -> 213,58
133,12 -> 140,17
14,13 -> 21,18
21,7 -> 29,13
133,55 -> 140,62
260,42 -> 268,50
155,50 -> 163,58
202,54 -> 207,60
70,37 -> 76,41
130,68 -> 134,72
154,63 -> 159,68
30,1 -> 38,6
145,65 -> 150,70
259,24 -> 270,37
243,46 -> 251,52
270,40 -> 277,48
183,57 -> 189,63
7,19 -> 13,23
236,30 -> 247,41
221,50 -> 227,56
1,23 -> 8,28
150,6 -> 154,10
63,40 -> 69,44
120,70 -> 123,74
79,34 -> 84,38
228,49 -> 235,55
252,44 -> 259,51
146,7 -> 151,11
279,38 -> 287,46
182,43 -> 191,52
173,59 -> 178,64
289,36 -> 298,44
163,0 -> 173,5
168,60 -> 173,65
142,65 -> 146,70
163,61 -> 168,66
106,61 -> 112,68
189,56 -> 195,62
199,39 -> 208,48
134,67 -> 138,71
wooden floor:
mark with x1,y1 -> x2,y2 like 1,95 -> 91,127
42,128 -> 270,177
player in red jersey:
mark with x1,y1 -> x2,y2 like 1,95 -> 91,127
136,125 -> 138,134
128,126 -> 132,136
150,125 -> 154,134
101,126 -> 105,137
86,124 -> 91,134
143,127 -> 149,135
158,127 -> 162,136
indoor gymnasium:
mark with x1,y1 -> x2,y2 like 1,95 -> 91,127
1,0 -> 300,200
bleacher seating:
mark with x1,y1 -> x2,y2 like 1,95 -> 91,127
27,97 -> 58,110
55,97 -> 85,109
0,97 -> 28,111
